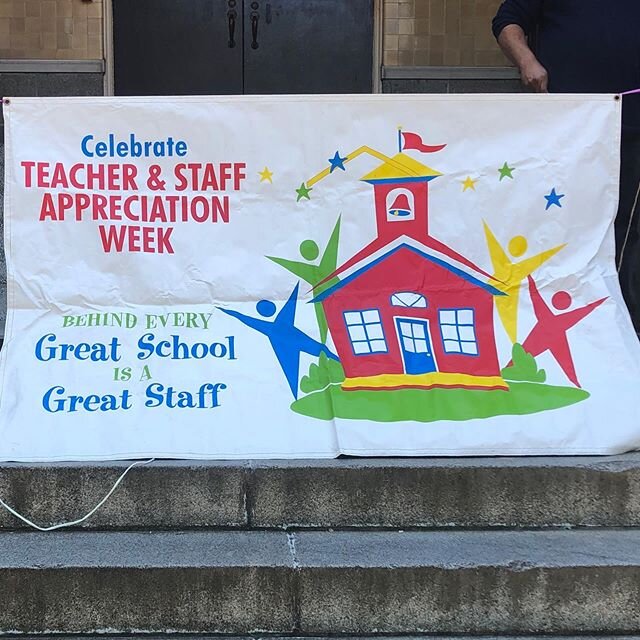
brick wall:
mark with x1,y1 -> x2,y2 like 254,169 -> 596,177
0,0 -> 103,60
383,0 -> 508,67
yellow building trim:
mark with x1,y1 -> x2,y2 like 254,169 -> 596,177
306,148 -> 440,188
342,372 -> 508,390
360,152 -> 441,182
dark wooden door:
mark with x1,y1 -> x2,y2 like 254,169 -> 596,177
113,0 -> 242,96
243,0 -> 374,94
113,0 -> 374,95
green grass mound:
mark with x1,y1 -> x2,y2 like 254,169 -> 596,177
291,381 -> 589,422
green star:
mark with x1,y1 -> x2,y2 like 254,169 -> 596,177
296,182 -> 312,202
499,162 -> 515,181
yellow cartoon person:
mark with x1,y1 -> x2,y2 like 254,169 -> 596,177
484,222 -> 565,343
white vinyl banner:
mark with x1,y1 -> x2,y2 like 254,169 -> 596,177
1,94 -> 638,461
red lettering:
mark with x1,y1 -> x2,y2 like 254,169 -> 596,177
58,193 -> 73,220
213,196 -> 229,223
39,193 -> 57,221
93,195 -> 109,220
37,163 -> 50,188
234,163 -> 246,190
174,164 -> 188,191
99,225 -> 127,252
219,163 -> 231,190
158,227 -> 174,253
50,163 -> 69,189
201,164 -> 219,191
128,226 -> 141,252
142,226 -> 154,252
21,161 -> 36,188
70,164 -> 84,189
122,165 -> 138,190
75,193 -> 91,221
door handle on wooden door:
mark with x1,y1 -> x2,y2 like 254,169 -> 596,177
227,0 -> 237,48
250,1 -> 260,49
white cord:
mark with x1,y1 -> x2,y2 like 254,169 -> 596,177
617,178 -> 640,273
0,458 -> 155,531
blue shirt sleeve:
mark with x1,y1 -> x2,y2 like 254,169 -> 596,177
492,0 -> 543,39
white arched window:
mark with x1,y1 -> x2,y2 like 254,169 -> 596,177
390,292 -> 427,308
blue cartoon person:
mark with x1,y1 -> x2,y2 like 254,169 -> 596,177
219,283 -> 338,399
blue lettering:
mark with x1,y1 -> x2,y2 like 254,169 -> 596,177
137,333 -> 156,360
42,385 -> 65,412
81,134 -> 94,157
145,382 -> 165,407
95,141 -> 108,157
35,333 -> 56,361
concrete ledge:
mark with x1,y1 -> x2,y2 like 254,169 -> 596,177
0,59 -> 105,73
0,531 -> 294,634
1,455 -> 640,530
1,530 -> 640,634
249,455 -> 640,529
294,530 -> 640,634
382,65 -> 520,80
0,460 -> 249,529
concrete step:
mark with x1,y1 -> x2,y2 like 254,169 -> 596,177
1,455 -> 640,529
1,529 -> 640,634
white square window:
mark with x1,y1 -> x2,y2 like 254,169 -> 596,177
441,324 -> 458,340
347,325 -> 367,342
344,311 -> 362,326
365,323 -> 384,340
461,341 -> 478,355
399,321 -> 413,338
353,341 -> 371,355
414,339 -> 429,354
439,310 -> 456,325
444,340 -> 461,353
402,336 -> 415,353
344,309 -> 388,356
458,309 -> 474,325
370,340 -> 387,353
412,324 -> 425,339
362,309 -> 380,324
458,325 -> 476,342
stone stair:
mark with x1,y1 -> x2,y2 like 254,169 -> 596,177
0,455 -> 639,635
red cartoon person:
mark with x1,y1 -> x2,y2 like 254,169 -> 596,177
521,276 -> 607,387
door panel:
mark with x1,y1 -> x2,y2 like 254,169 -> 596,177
395,319 -> 437,375
243,0 -> 374,94
113,0 -> 242,96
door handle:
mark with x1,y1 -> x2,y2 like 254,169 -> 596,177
227,6 -> 237,48
250,12 -> 260,49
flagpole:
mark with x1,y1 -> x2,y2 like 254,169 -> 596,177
397,126 -> 403,153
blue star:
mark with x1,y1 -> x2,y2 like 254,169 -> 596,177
328,151 -> 347,173
218,284 -> 338,399
544,188 -> 565,211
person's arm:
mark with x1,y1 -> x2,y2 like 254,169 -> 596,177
492,0 -> 548,93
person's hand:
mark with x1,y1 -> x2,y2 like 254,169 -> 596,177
519,57 -> 549,92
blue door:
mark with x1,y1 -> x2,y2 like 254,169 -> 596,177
395,318 -> 437,375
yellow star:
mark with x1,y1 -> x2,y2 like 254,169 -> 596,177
259,167 -> 274,183
462,176 -> 478,191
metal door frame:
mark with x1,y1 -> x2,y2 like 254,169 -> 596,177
103,0 -> 383,95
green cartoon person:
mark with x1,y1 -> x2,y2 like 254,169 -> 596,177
267,216 -> 341,344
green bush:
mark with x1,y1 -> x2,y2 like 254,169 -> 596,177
501,343 -> 546,383
300,352 -> 345,394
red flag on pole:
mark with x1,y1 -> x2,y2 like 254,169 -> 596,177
401,131 -> 447,153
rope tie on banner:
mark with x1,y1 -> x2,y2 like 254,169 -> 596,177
616,89 -> 640,272
0,458 -> 155,531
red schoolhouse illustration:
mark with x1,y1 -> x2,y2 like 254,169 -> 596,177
311,150 -> 507,392
224,129 -> 606,422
